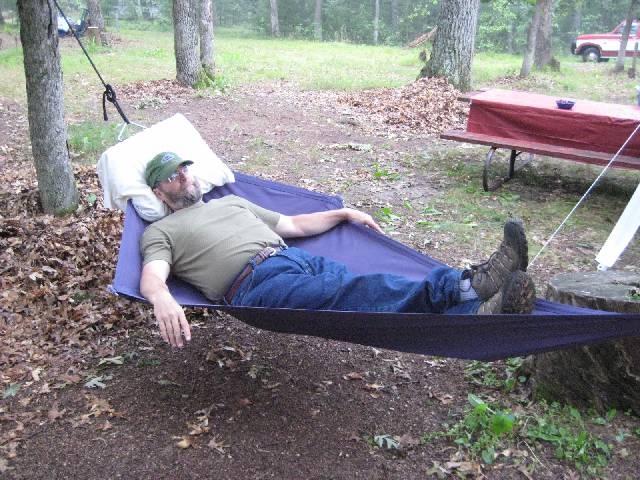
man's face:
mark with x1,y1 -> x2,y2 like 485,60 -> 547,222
154,164 -> 203,210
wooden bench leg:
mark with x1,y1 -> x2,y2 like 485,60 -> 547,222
483,148 -> 533,191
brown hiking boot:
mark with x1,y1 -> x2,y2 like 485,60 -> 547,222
467,218 -> 529,301
476,271 -> 536,314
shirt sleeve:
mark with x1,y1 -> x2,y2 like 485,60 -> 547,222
140,225 -> 173,265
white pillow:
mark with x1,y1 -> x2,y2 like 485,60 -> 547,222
97,113 -> 234,222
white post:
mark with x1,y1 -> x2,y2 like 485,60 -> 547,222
596,182 -> 640,270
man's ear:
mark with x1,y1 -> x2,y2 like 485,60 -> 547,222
152,186 -> 166,202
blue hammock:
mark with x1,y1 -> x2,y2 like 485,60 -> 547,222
111,172 -> 640,361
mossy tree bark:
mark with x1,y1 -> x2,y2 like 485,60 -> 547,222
418,0 -> 480,92
269,0 -> 280,37
313,0 -> 323,41
533,0 -> 555,69
199,0 -> 215,79
520,0 -> 542,77
614,0 -> 639,73
86,0 -> 110,46
17,0 -> 78,216
174,0 -> 201,87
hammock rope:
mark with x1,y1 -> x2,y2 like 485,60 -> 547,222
529,121 -> 640,268
52,0 -> 145,138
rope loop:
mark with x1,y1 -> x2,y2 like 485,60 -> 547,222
102,84 -> 130,124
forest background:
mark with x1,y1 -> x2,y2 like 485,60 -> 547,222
0,0 -> 634,55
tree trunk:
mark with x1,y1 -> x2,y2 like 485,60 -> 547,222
0,8 -> 5,25
17,0 -> 78,215
391,0 -> 399,30
173,0 -> 201,87
520,0 -> 543,77
419,0 -> 480,92
534,0 -> 554,68
373,0 -> 380,45
86,0 -> 109,46
615,0 -> 640,73
569,0 -> 582,40
269,0 -> 280,37
199,0 -> 215,79
313,0 -> 322,41
507,21 -> 516,54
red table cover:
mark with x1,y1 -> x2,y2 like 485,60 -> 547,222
466,89 -> 640,157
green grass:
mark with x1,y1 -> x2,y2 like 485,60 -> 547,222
474,51 -> 640,103
3,28 -> 640,106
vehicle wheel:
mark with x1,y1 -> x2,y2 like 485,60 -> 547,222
581,47 -> 601,62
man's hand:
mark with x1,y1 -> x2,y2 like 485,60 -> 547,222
140,260 -> 191,348
152,290 -> 191,348
342,208 -> 384,234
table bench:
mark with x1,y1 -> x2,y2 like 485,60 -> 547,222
441,89 -> 640,191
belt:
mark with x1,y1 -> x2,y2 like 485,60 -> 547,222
223,246 -> 283,303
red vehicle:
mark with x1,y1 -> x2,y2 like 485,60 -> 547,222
572,20 -> 640,62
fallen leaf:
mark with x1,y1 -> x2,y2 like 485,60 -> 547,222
2,383 -> 20,399
364,383 -> 384,391
47,404 -> 65,421
342,372 -> 364,380
96,420 -> 113,431
396,433 -> 421,447
97,356 -> 124,367
84,377 -> 107,389
175,436 -> 193,449
207,436 -> 229,454
445,461 -> 482,475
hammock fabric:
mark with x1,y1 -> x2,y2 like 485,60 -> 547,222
111,172 -> 640,361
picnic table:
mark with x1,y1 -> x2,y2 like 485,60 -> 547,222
441,89 -> 640,190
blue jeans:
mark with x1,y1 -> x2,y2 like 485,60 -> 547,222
230,247 -> 481,314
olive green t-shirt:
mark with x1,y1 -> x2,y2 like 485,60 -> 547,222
140,195 -> 285,301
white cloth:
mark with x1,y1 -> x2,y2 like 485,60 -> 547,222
96,114 -> 234,222
596,181 -> 640,270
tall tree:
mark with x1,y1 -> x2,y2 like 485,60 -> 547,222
200,0 -> 215,78
534,0 -> 555,68
373,0 -> 380,45
419,0 -> 480,92
614,0 -> 640,72
174,0 -> 201,87
568,0 -> 583,40
520,0 -> 543,77
86,0 -> 109,46
269,0 -> 280,36
0,7 -> 5,25
17,0 -> 78,215
313,0 -> 322,41
391,0 -> 399,30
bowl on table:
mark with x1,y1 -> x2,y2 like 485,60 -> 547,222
556,99 -> 575,110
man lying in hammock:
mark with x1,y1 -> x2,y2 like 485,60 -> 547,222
140,152 -> 536,348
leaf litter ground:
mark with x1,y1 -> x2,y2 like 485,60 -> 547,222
1,78 -> 639,479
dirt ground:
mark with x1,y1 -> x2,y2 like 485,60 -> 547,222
1,79 -> 640,479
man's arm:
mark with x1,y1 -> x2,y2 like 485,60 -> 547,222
140,260 -> 191,348
274,207 -> 383,238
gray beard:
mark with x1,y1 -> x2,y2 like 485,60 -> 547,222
166,182 -> 203,210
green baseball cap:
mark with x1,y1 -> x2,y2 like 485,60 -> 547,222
145,152 -> 194,187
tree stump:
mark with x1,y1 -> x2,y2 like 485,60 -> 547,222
86,26 -> 101,44
523,271 -> 640,415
